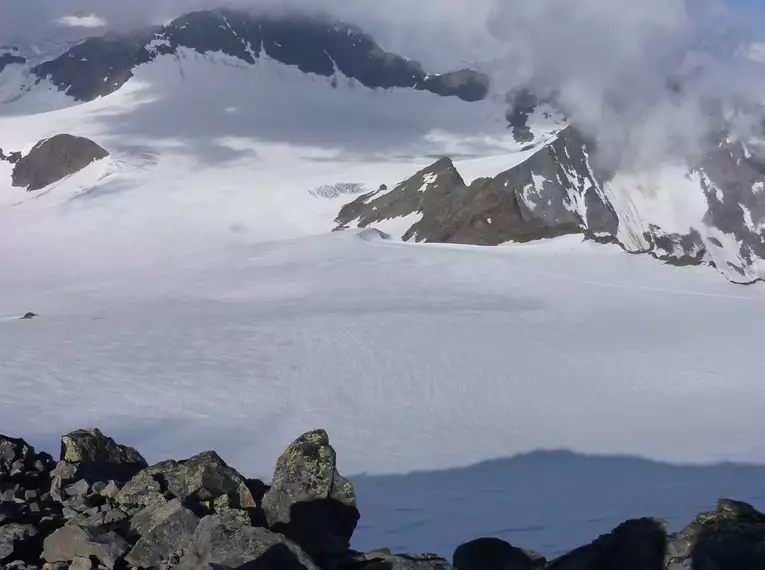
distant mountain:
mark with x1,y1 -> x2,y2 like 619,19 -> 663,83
27,9 -> 489,104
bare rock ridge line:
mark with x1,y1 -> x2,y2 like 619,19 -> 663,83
8,134 -> 109,192
29,9 -> 488,104
334,126 -> 618,246
0,428 -> 761,570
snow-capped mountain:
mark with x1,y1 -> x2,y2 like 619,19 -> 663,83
2,7 -> 765,285
2,9 -> 488,108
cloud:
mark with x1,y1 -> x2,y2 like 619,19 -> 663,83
56,14 -> 107,29
1,0 -> 763,170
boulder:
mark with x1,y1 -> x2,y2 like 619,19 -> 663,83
0,436 -> 34,475
59,429 -> 146,483
12,134 -> 109,192
116,451 -> 255,509
453,538 -> 545,570
0,524 -> 38,562
364,554 -> 454,569
546,518 -> 667,570
43,526 -> 129,569
175,511 -> 319,570
665,499 -> 765,570
261,430 -> 359,562
124,499 -> 199,569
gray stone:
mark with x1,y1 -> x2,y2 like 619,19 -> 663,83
43,526 -> 130,569
68,558 -> 92,570
64,480 -> 90,497
124,500 -> 200,569
60,429 -> 144,466
117,451 -> 254,509
175,512 -> 319,570
664,499 -> 765,570
261,429 -> 358,562
12,135 -> 109,192
0,523 -> 38,562
98,482 -> 120,500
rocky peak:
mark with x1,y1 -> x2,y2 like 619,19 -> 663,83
11,134 -> 109,192
31,9 -> 490,103
335,127 -> 618,245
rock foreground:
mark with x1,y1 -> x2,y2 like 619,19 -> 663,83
0,429 -> 762,570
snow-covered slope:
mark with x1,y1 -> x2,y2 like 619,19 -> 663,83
0,42 -> 528,262
2,229 -> 765,556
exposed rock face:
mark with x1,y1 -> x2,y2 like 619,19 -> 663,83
665,499 -> 765,569
176,511 -> 320,570
262,429 -> 359,563
124,499 -> 199,569
117,450 -> 256,509
11,135 -> 109,192
335,127 -> 618,244
546,518 -> 668,570
32,9 -> 489,103
453,538 -> 545,570
1,427 -> 764,570
59,428 -> 146,484
43,526 -> 130,569
0,53 -> 25,74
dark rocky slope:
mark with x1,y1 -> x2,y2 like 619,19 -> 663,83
11,134 -> 109,192
0,428 -> 762,570
31,10 -> 488,103
335,127 -> 618,244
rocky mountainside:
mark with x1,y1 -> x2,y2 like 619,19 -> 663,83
335,108 -> 765,284
0,428 -> 762,570
10,134 -> 109,192
335,126 -> 617,245
18,9 -> 487,104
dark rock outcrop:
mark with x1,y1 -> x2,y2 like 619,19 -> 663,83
176,511 -> 320,570
11,135 -> 109,192
43,526 -> 130,569
262,429 -> 359,563
453,538 -> 545,570
32,9 -> 489,103
1,427 -> 764,570
335,127 -> 618,245
0,53 -> 25,75
117,450 -> 256,510
546,518 -> 668,570
59,428 -> 146,484
124,499 -> 199,569
665,498 -> 765,570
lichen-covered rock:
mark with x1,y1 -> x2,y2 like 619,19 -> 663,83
59,429 -> 146,484
453,538 -> 545,570
114,470 -> 166,508
0,436 -> 34,475
262,429 -> 359,562
125,499 -> 199,569
0,524 -> 38,562
43,526 -> 129,569
116,451 -> 254,510
60,429 -> 144,466
175,511 -> 320,570
665,499 -> 765,570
